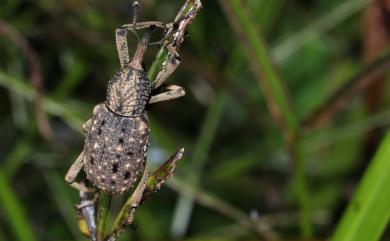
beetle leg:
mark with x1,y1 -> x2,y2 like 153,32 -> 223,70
121,21 -> 169,31
108,164 -> 150,239
92,104 -> 102,114
152,46 -> 181,90
115,28 -> 130,68
149,85 -> 185,104
82,104 -> 103,133
116,21 -> 170,67
124,164 -> 150,224
65,151 -> 95,192
82,119 -> 91,133
65,151 -> 84,183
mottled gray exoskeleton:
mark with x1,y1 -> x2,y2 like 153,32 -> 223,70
65,13 -> 185,195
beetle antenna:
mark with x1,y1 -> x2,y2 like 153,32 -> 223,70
131,1 -> 140,41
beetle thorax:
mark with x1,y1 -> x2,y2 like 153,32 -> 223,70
106,67 -> 151,116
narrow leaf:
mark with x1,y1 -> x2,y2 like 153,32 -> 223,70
142,148 -> 184,202
331,130 -> 390,241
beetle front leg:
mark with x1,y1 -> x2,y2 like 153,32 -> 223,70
65,151 -> 95,193
149,85 -> 185,104
125,164 -> 149,223
115,28 -> 130,68
108,164 -> 150,240
152,46 -> 181,90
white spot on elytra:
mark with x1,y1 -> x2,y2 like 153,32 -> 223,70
125,163 -> 130,168
94,142 -> 99,149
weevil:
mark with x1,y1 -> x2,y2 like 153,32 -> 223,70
65,11 -> 185,195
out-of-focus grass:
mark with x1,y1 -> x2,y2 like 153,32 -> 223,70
0,71 -> 87,132
272,0 -> 371,63
4,138 -> 32,178
43,171 -> 83,240
0,169 -> 37,241
171,92 -> 227,237
219,0 -> 311,237
1,0 -> 390,240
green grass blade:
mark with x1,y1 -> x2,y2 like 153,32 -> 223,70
97,192 -> 111,240
331,130 -> 390,241
221,0 -> 298,132
0,169 -> 37,241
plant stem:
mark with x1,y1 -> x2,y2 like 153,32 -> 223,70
97,192 -> 111,241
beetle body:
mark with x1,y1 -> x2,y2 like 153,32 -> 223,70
65,24 -> 186,195
83,67 -> 151,194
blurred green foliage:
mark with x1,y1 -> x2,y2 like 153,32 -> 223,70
0,0 -> 390,241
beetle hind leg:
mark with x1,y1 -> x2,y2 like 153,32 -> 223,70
65,151 -> 95,193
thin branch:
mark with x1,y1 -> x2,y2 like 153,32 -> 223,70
303,50 -> 390,130
0,20 -> 52,140
77,190 -> 97,241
